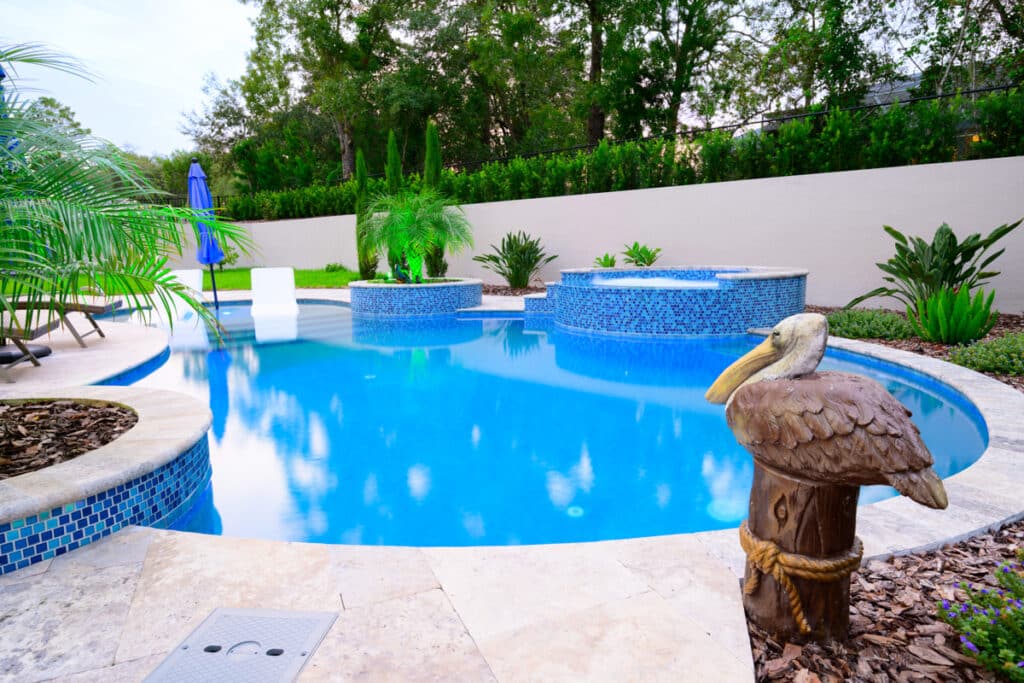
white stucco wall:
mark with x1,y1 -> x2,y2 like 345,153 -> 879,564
172,156 -> 1024,311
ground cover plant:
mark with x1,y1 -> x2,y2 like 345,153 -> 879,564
825,308 -> 915,340
473,231 -> 557,289
949,333 -> 1024,377
939,550 -> 1024,681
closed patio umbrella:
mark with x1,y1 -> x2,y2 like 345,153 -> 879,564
188,158 -> 223,311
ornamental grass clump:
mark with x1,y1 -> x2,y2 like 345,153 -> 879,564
825,309 -> 915,340
949,333 -> 1024,375
906,287 -> 998,344
939,550 -> 1024,681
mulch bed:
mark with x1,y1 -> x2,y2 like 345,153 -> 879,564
750,520 -> 1023,682
481,284 -> 546,297
0,401 -> 137,479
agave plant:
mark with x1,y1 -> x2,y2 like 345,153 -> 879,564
0,44 -> 251,330
361,189 -> 472,282
847,221 -> 1021,309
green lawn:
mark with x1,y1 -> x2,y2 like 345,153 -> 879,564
204,267 -> 361,290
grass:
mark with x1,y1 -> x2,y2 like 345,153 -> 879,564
203,267 -> 361,290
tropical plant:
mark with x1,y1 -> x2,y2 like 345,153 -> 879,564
622,242 -> 662,267
0,43 -> 250,332
473,231 -> 557,289
950,333 -> 1024,376
938,550 -> 1024,681
594,252 -> 616,268
217,244 -> 241,271
361,189 -> 472,283
847,221 -> 1022,309
825,308 -> 915,340
906,287 -> 998,345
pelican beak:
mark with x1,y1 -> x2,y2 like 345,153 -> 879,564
705,336 -> 781,404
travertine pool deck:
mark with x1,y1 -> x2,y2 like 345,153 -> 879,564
1,291 -> 1022,682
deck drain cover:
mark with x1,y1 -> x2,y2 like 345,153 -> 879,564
145,608 -> 338,682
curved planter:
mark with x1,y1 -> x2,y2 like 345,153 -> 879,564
349,278 -> 483,317
546,266 -> 808,336
0,386 -> 212,575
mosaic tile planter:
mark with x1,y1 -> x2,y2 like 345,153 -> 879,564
0,387 -> 212,575
349,279 -> 483,317
537,266 -> 807,336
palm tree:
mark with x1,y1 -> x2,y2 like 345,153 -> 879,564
361,189 -> 472,282
0,43 -> 251,331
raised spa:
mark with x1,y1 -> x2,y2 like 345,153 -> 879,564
526,266 -> 807,336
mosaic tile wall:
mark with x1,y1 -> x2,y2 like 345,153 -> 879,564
524,285 -> 558,315
0,436 -> 211,575
550,272 -> 806,335
560,268 -> 744,286
350,281 -> 482,316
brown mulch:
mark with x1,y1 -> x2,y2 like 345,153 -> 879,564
0,401 -> 137,479
806,306 -> 1024,394
750,520 -> 1023,682
481,284 -> 546,297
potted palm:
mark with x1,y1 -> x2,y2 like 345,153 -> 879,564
350,189 -> 481,315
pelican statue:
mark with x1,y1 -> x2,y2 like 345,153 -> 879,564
705,312 -> 948,640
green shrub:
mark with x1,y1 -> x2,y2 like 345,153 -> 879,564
473,231 -> 557,289
217,244 -> 240,271
938,550 -> 1024,682
622,241 -> 662,267
848,220 -> 1021,309
324,262 -> 348,273
594,253 -> 616,268
826,308 -> 914,340
906,287 -> 997,344
972,88 -> 1024,158
949,333 -> 1024,375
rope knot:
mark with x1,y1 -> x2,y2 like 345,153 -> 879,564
739,521 -> 864,635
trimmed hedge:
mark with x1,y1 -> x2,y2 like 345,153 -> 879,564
223,89 -> 1024,222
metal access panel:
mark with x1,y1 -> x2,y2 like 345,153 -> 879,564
145,608 -> 338,683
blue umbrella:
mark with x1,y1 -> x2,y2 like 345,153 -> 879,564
188,158 -> 224,310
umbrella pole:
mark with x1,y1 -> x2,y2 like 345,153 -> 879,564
208,264 -> 220,311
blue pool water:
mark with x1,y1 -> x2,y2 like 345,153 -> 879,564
129,302 -> 987,546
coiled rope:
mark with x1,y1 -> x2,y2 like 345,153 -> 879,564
739,521 -> 864,634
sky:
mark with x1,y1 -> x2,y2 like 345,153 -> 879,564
5,0 -> 257,157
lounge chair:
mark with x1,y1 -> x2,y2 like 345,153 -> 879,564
250,267 -> 299,343
0,316 -> 60,383
12,299 -> 123,348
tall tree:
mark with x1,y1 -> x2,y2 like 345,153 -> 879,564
386,129 -> 402,194
354,148 -> 376,279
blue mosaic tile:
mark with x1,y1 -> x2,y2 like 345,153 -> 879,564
96,347 -> 171,386
350,281 -> 482,317
530,268 -> 806,336
0,436 -> 211,575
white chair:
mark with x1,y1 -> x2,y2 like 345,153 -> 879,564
250,267 -> 299,343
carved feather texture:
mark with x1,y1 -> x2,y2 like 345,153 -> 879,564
726,372 -> 944,507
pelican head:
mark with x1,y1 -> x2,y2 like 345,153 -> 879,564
706,313 -> 829,404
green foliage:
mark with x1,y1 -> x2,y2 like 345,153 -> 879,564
594,253 -> 617,267
473,231 -> 557,289
354,149 -> 377,280
217,244 -> 241,272
622,241 -> 662,267
906,287 -> 997,345
217,91 -> 1024,222
938,550 -> 1024,682
386,130 -> 402,196
324,262 -> 347,272
848,220 -> 1021,309
949,333 -> 1024,376
825,308 -> 915,340
362,190 -> 473,282
423,121 -> 448,277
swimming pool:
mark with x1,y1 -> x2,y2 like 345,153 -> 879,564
127,302 -> 986,546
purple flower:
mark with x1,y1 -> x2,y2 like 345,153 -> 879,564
947,611 -> 957,619
1017,662 -> 1024,668
960,636 -> 979,653
942,600 -> 950,609
1002,566 -> 1011,573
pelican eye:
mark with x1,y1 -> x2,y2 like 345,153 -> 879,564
771,331 -> 781,338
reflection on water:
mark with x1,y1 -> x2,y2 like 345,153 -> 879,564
132,303 -> 987,546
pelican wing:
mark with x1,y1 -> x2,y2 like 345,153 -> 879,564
726,371 -> 938,487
